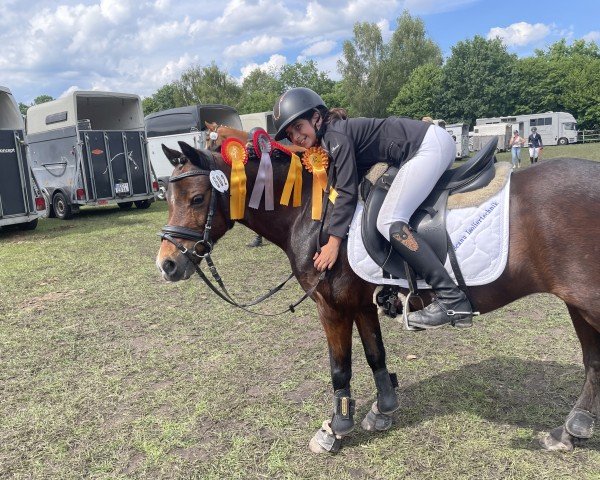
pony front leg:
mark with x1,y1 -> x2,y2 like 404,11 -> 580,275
355,306 -> 400,432
541,306 -> 599,451
309,298 -> 355,453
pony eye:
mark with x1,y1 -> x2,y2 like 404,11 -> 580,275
191,195 -> 204,205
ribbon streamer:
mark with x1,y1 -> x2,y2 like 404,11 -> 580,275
248,130 -> 274,210
221,138 -> 247,219
280,152 -> 303,207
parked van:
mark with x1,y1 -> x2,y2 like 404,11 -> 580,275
145,104 -> 242,199
1,86 -> 45,231
240,111 -> 276,137
26,91 -> 156,219
476,112 -> 577,146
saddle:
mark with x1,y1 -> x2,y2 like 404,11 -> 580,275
361,138 -> 498,281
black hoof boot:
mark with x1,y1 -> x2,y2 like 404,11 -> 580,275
246,235 -> 263,247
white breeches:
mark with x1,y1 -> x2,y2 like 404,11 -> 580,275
376,125 -> 456,240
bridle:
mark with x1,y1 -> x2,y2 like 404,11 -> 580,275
158,156 -> 323,316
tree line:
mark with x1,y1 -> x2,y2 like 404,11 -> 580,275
25,11 -> 600,129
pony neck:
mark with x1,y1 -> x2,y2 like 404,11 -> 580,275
237,157 -> 308,250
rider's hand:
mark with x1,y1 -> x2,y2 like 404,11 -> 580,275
313,236 -> 342,272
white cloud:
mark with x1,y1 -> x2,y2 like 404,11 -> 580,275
583,31 -> 600,42
239,54 -> 287,82
487,22 -> 550,47
403,0 -> 478,15
301,40 -> 337,57
225,35 -> 284,59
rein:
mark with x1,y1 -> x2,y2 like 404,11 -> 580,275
159,162 -> 323,316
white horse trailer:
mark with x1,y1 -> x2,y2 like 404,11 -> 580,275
240,111 -> 277,137
145,105 -> 242,199
26,91 -> 156,219
476,112 -> 577,146
471,124 -> 512,152
445,123 -> 469,158
0,86 -> 44,231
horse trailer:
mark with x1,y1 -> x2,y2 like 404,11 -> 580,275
240,111 -> 277,137
471,124 -> 512,152
0,86 -> 45,231
476,111 -> 578,146
26,91 -> 156,219
445,122 -> 470,158
145,104 -> 242,199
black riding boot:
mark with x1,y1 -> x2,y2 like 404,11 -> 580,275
389,221 -> 473,329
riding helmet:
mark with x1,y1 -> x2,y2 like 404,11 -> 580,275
273,87 -> 326,141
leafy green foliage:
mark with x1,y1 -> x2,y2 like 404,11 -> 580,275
440,36 -> 518,124
388,62 -> 443,119
174,62 -> 242,108
19,94 -> 54,115
142,83 -> 179,116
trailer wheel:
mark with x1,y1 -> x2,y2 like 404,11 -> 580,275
18,219 -> 38,231
558,137 -> 568,145
134,200 -> 151,209
118,202 -> 133,210
52,192 -> 73,220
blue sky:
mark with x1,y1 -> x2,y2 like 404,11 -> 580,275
1,0 -> 598,105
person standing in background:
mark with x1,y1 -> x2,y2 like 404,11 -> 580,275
509,129 -> 524,169
528,127 -> 543,164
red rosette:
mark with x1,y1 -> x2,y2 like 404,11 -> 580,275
270,141 -> 292,156
221,137 -> 248,166
252,128 -> 272,157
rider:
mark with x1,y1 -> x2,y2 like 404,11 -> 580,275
273,87 -> 473,330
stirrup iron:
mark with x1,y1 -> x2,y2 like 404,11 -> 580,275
401,291 -> 424,331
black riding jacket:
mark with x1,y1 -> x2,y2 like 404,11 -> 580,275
319,116 -> 430,238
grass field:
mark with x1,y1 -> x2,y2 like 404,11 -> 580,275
1,143 -> 600,479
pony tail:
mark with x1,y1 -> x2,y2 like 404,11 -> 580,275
323,107 -> 348,123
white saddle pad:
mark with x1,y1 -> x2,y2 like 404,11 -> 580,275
347,177 -> 511,288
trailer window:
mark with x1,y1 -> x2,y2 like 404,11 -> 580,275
544,117 -> 552,125
530,119 -> 537,126
563,122 -> 576,130
46,111 -> 68,125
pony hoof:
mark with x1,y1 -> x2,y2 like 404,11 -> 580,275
540,426 -> 574,452
361,402 -> 393,432
308,420 -> 342,454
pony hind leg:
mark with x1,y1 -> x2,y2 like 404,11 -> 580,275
541,305 -> 600,451
355,306 -> 400,432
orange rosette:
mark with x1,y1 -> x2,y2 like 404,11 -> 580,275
302,146 -> 333,220
221,137 -> 247,219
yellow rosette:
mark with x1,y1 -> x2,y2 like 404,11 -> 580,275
222,137 -> 247,220
302,147 -> 334,220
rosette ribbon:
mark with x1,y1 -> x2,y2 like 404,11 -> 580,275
248,129 -> 274,210
221,137 -> 248,220
302,147 -> 336,220
278,142 -> 303,207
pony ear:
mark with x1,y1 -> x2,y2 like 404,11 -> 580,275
162,144 -> 184,167
178,141 -> 211,170
205,121 -> 217,131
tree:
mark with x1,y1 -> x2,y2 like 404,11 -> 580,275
386,11 -> 442,98
338,13 -> 442,117
142,83 -> 179,115
388,63 -> 443,119
174,62 -> 241,108
19,94 -> 54,116
440,36 -> 518,124
338,22 -> 389,117
279,60 -> 335,97
237,68 -> 281,114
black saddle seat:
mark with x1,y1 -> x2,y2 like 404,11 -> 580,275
360,138 -> 498,282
